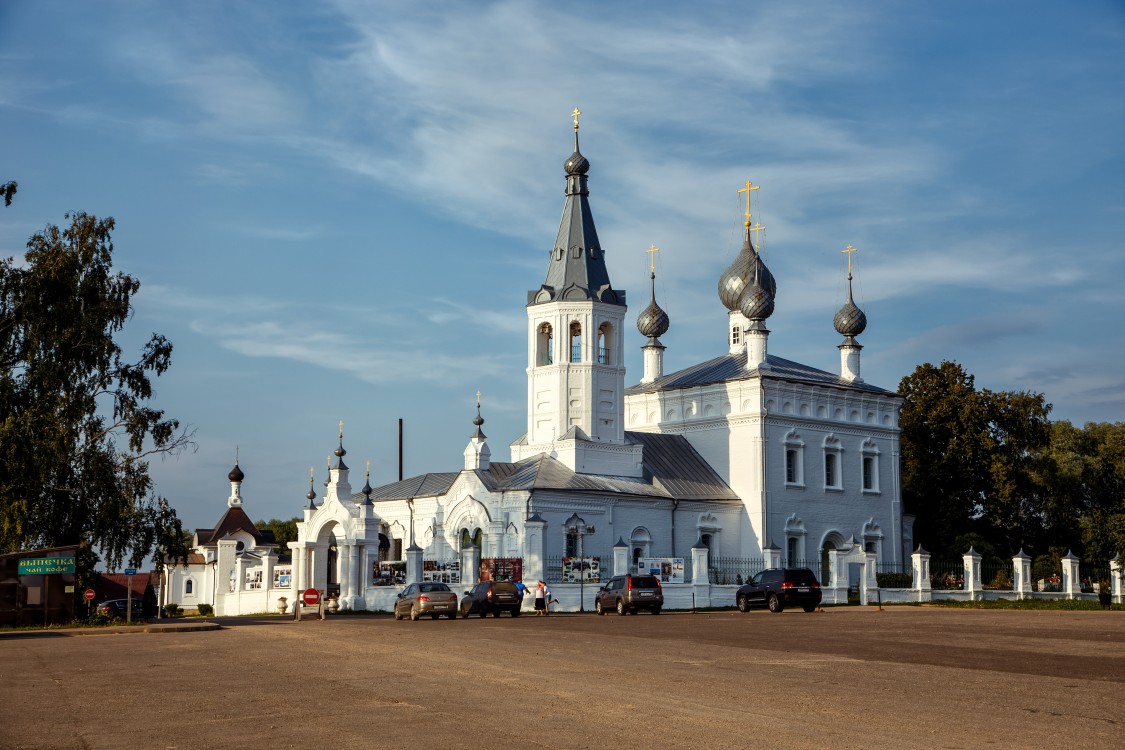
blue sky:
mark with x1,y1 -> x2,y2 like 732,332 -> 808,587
3,1 -> 1123,537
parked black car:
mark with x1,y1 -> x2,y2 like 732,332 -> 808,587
460,580 -> 523,618
735,568 -> 822,613
96,598 -> 146,621
594,574 -> 663,615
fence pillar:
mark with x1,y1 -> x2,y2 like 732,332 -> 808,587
404,544 -> 423,585
763,540 -> 782,570
911,546 -> 932,603
1061,550 -> 1080,600
828,548 -> 848,605
460,544 -> 481,585
1012,549 -> 1032,600
861,550 -> 878,606
691,540 -> 710,608
523,514 -> 546,584
1111,556 -> 1123,604
613,538 -> 629,577
963,547 -> 982,601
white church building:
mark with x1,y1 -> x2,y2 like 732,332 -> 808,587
174,118 -> 908,615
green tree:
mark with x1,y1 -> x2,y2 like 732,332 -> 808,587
899,362 -> 993,557
0,210 -> 192,570
256,517 -> 299,558
899,361 -> 1051,558
1045,421 -> 1125,563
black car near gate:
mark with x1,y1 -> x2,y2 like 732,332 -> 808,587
735,568 -> 822,613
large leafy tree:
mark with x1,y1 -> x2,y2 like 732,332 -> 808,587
0,208 -> 191,569
1045,420 -> 1125,563
899,361 -> 1051,558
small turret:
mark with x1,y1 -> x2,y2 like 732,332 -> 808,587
227,448 -> 244,507
637,245 -> 670,384
464,392 -> 491,471
834,244 -> 866,382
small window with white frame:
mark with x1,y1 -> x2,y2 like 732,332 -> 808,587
783,430 -> 805,487
823,434 -> 843,491
861,439 -> 880,493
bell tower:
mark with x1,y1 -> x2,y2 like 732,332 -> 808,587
512,110 -> 642,477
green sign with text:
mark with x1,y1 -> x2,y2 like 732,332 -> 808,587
18,556 -> 76,575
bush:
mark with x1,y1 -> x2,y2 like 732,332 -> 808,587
164,603 -> 181,617
196,603 -> 213,617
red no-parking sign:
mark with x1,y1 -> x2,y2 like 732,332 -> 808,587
301,588 -> 321,606
83,589 -> 95,601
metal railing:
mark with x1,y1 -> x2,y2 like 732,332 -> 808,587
981,561 -> 1013,590
930,561 -> 964,590
709,557 -> 764,585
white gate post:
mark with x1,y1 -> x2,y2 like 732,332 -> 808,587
1061,550 -> 1080,600
1012,549 -> 1032,600
613,538 -> 629,577
460,544 -> 481,586
764,541 -> 782,570
1111,556 -> 1123,604
912,546 -> 932,603
691,539 -> 710,608
828,548 -> 848,605
861,550 -> 878,606
523,514 -> 546,584
963,548 -> 982,601
405,544 -> 423,585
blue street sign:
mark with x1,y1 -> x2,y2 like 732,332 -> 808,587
124,568 -> 137,576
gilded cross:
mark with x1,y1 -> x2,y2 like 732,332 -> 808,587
366,459 -> 371,478
476,390 -> 481,407
572,107 -> 582,130
737,180 -> 760,225
750,222 -> 766,240
646,243 -> 660,273
338,420 -> 344,438
842,243 -> 858,274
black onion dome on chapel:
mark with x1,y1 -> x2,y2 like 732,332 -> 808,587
717,225 -> 776,313
833,272 -> 867,338
228,463 -> 245,483
529,118 -> 625,308
637,272 -> 670,339
471,403 -> 486,440
739,272 -> 775,321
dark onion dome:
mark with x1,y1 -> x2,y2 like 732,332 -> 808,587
228,463 -> 245,482
472,404 -> 486,440
306,486 -> 317,501
833,273 -> 867,337
636,273 -> 670,338
718,227 -> 776,312
739,273 -> 775,321
564,149 -> 590,175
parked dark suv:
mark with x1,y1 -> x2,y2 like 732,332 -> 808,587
460,580 -> 523,618
95,598 -> 147,621
735,568 -> 821,613
594,574 -> 663,615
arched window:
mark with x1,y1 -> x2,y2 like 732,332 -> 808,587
185,579 -> 193,596
783,430 -> 804,487
630,527 -> 651,570
537,323 -> 553,366
823,435 -> 843,491
861,439 -> 880,493
460,528 -> 483,549
569,321 -> 582,362
597,323 -> 612,365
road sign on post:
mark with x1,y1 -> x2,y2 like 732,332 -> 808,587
84,589 -> 95,601
301,588 -> 321,606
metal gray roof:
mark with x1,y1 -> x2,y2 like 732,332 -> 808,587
361,472 -> 460,502
528,132 -> 625,307
626,349 -> 897,396
361,433 -> 735,504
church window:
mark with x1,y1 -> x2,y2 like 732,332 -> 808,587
731,326 -> 741,345
787,537 -> 799,566
393,538 -> 403,561
861,440 -> 880,493
565,528 -> 579,558
570,322 -> 582,362
823,435 -> 843,491
597,323 -> 612,365
185,578 -> 193,596
783,431 -> 805,487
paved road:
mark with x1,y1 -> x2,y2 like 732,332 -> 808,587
1,607 -> 1121,749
